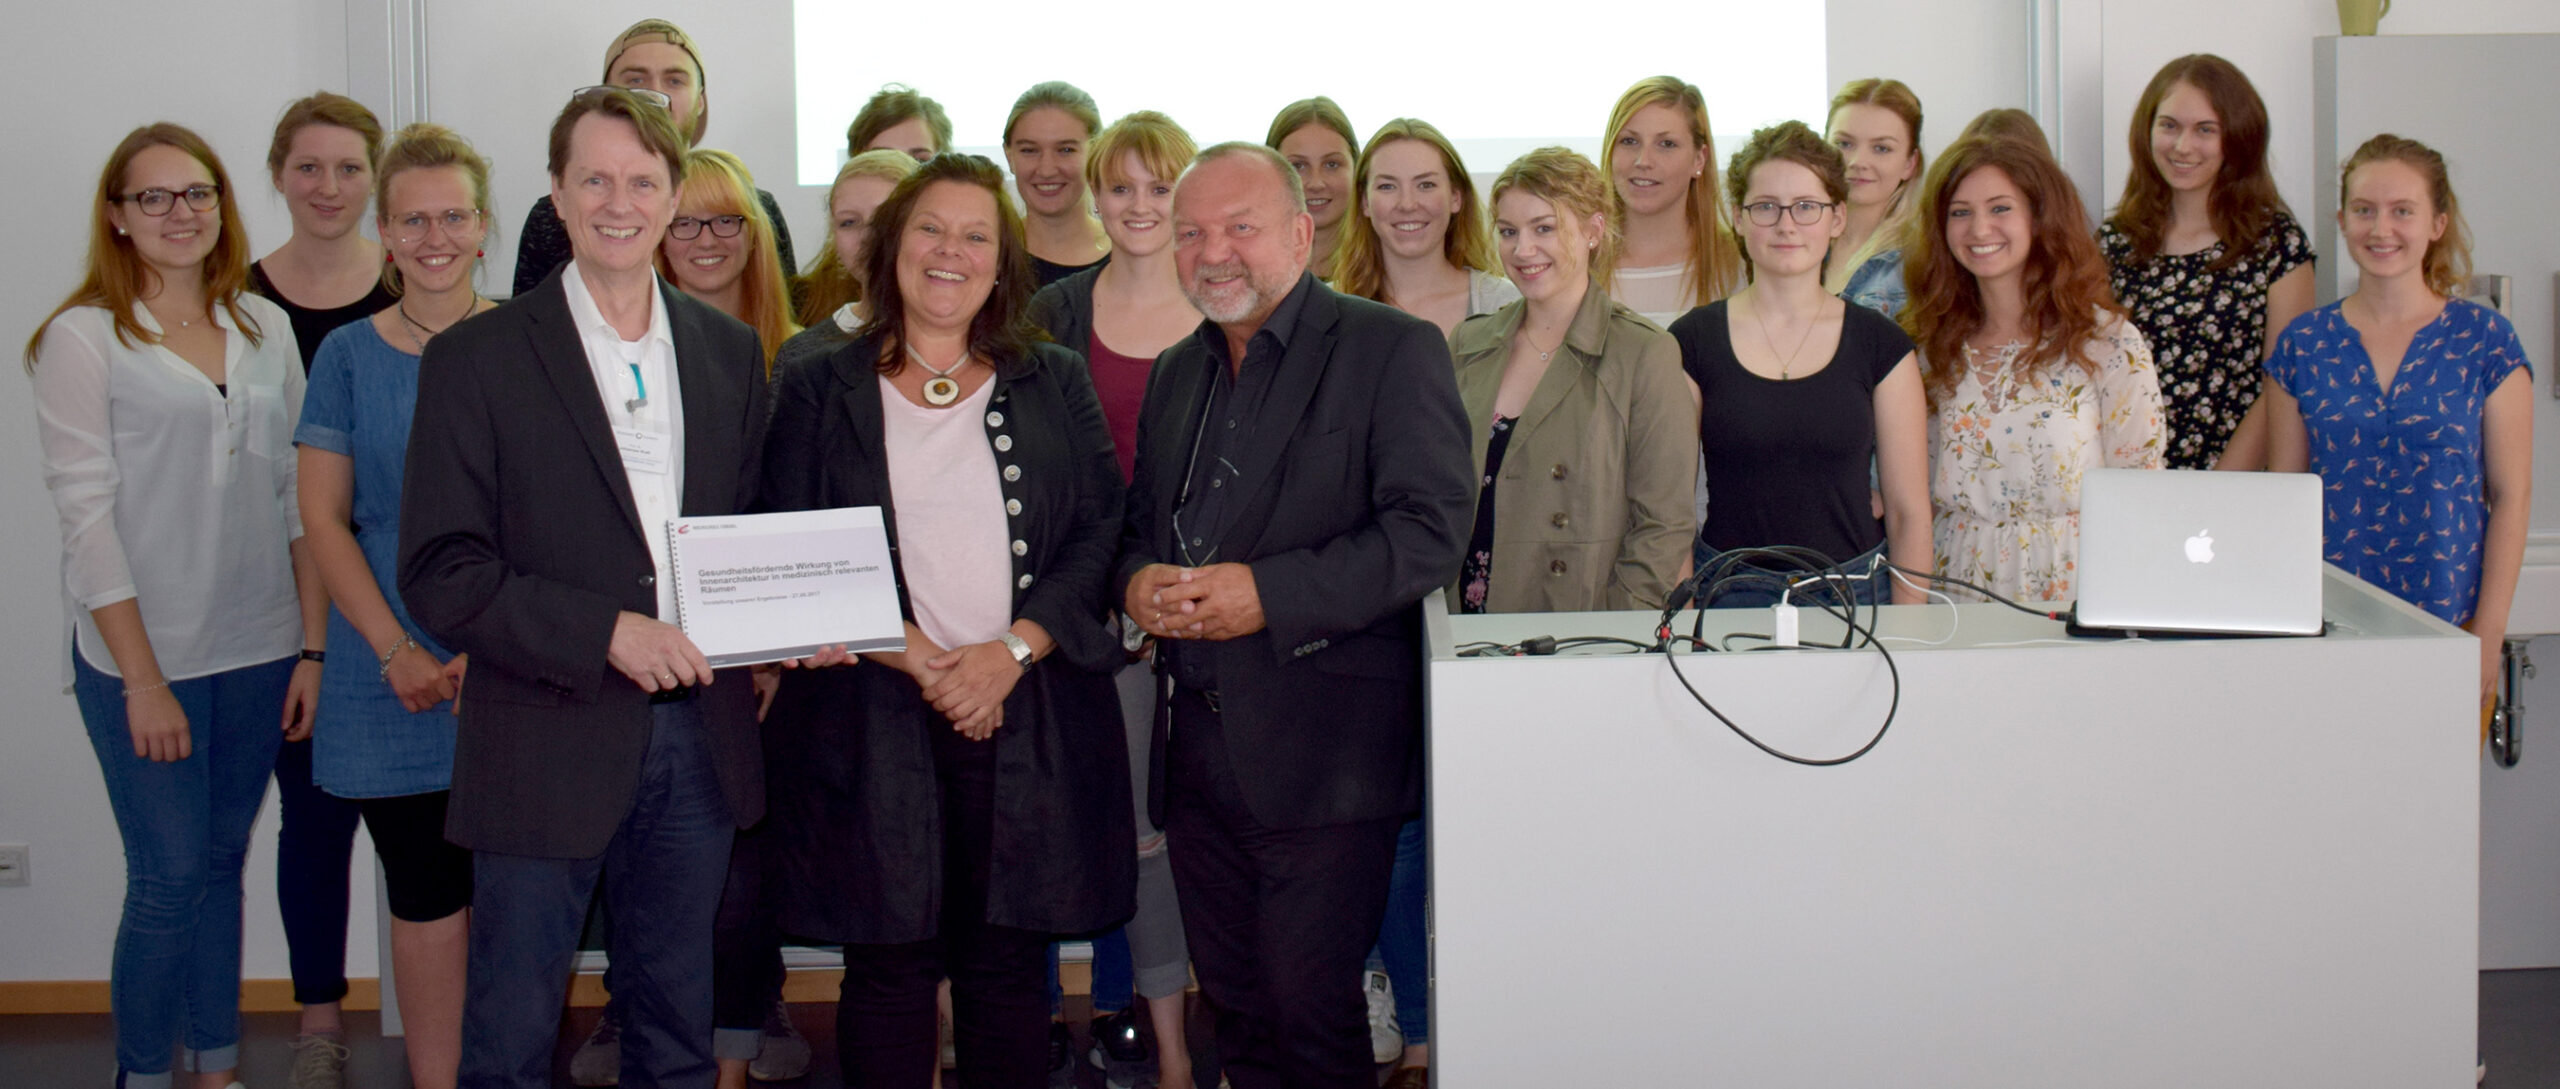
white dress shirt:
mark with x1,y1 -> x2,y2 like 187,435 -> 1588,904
29,298 -> 306,681
562,262 -> 686,622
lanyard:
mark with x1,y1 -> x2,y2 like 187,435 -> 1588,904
624,362 -> 648,414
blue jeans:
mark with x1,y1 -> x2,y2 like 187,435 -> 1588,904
459,700 -> 734,1089
1371,816 -> 1429,1047
1690,539 -> 1893,611
75,653 -> 293,1087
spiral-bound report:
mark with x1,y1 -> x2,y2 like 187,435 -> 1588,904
666,507 -> 907,666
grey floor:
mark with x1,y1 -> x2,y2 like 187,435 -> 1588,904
3,970 -> 2553,1085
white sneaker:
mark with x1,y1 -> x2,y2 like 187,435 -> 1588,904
1364,968 -> 1403,1064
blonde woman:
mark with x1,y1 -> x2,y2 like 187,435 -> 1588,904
1332,117 -> 1518,336
1025,109 -> 1200,1087
293,122 -> 500,1089
785,150 -> 922,380
2266,135 -> 2530,703
1266,96 -> 1360,277
657,148 -> 799,375
1823,79 -> 1925,318
1603,76 -> 1742,327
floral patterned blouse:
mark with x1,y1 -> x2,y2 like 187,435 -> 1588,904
1929,313 -> 2164,603
2263,299 -> 2531,625
2098,210 -> 2313,469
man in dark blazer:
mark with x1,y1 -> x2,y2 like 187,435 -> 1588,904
1118,143 -> 1472,1089
398,88 -> 767,1089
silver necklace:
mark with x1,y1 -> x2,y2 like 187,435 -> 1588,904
905,342 -> 971,407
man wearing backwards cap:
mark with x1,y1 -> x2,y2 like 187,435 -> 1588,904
510,19 -> 798,299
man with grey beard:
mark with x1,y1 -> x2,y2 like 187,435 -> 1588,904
1115,142 -> 1471,1088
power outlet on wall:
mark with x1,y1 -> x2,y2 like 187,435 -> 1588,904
0,843 -> 27,887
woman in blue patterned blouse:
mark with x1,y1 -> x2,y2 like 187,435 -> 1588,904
2264,134 -> 2531,702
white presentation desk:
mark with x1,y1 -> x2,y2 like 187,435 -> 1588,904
1426,567 -> 2477,1087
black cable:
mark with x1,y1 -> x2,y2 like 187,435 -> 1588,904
1878,562 -> 2068,621
1651,545 -> 1900,765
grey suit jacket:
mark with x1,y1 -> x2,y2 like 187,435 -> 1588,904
399,267 -> 770,859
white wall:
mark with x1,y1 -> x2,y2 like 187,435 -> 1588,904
1829,0 -> 2033,161
0,0 -> 380,982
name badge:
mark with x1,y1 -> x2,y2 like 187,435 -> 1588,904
614,424 -> 674,476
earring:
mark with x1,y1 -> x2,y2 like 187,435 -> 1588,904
386,252 -> 397,263
116,227 -> 127,236
476,249 -> 485,258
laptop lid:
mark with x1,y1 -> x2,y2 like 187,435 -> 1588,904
2073,468 -> 2325,636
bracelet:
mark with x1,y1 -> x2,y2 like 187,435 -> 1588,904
378,634 -> 420,680
122,680 -> 170,697
299,648 -> 326,664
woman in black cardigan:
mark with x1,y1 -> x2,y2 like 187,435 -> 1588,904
758,153 -> 1133,1088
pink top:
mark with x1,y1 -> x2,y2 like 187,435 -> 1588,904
1086,332 -> 1154,484
880,374 -> 1012,652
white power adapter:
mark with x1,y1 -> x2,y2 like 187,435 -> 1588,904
1772,600 -> 1800,647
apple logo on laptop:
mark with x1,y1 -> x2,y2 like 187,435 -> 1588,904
2185,529 -> 2215,564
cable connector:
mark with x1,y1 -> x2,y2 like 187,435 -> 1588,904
1771,601 -> 1799,648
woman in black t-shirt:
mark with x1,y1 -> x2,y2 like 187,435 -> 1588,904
1668,121 -> 1930,607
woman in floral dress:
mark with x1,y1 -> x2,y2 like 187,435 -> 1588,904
2098,54 -> 2313,470
1904,135 -> 2164,603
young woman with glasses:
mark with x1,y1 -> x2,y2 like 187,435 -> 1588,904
1667,120 -> 1930,606
25,123 -> 324,1089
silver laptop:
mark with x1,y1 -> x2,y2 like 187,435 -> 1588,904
2072,468 -> 2325,636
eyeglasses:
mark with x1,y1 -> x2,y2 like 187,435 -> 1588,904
115,184 -> 221,217
668,215 -> 746,240
1739,199 -> 1837,227
569,84 -> 672,111
392,208 -> 485,245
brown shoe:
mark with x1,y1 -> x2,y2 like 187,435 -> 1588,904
1383,1066 -> 1429,1089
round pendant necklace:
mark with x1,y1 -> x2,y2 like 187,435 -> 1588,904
906,342 -> 971,406
1523,325 -> 1564,362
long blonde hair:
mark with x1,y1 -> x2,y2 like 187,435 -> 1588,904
2340,134 -> 2472,297
1823,78 -> 1925,295
1602,76 -> 1741,307
659,149 -> 797,372
27,123 -> 264,366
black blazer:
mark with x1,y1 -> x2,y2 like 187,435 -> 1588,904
756,331 -> 1134,944
398,268 -> 771,859
1025,265 -> 1101,358
1116,279 -> 1473,830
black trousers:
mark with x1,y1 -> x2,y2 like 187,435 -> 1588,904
836,726 -> 1051,1088
1165,690 -> 1400,1089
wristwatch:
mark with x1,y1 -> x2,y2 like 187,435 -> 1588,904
997,632 -> 1034,672
299,649 -> 327,663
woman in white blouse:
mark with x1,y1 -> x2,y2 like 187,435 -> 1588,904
23,123 -> 324,1089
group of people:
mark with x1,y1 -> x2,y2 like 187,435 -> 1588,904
24,12 -> 2529,1089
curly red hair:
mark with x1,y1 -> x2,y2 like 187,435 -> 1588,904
1901,135 -> 2122,405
